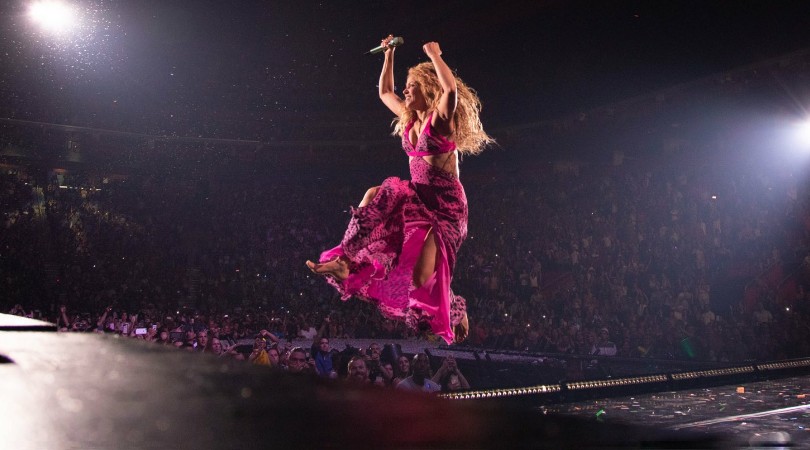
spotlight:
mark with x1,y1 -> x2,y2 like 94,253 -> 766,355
28,1 -> 77,33
791,119 -> 810,151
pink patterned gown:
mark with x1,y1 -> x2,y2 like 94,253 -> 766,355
318,115 -> 467,344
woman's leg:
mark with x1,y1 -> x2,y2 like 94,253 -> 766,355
359,186 -> 380,207
306,258 -> 348,280
414,229 -> 469,343
413,229 -> 438,288
306,186 -> 380,280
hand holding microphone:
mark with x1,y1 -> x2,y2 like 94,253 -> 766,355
366,35 -> 404,55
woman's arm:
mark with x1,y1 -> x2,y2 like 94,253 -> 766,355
423,42 -> 457,134
379,35 -> 404,115
59,305 -> 71,329
431,356 -> 451,384
259,329 -> 279,343
455,366 -> 471,389
96,305 -> 111,328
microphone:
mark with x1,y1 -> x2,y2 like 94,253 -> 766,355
366,36 -> 404,55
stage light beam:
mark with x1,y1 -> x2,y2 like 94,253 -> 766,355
797,120 -> 810,149
28,1 -> 77,34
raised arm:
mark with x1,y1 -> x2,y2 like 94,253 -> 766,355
96,305 -> 112,329
259,328 -> 279,343
59,305 -> 71,330
423,42 -> 457,134
313,316 -> 330,345
378,35 -> 404,115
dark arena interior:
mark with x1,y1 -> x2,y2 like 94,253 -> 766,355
3,1 -> 810,448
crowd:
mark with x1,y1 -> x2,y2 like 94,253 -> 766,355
2,129 -> 810,376
7,299 -> 469,392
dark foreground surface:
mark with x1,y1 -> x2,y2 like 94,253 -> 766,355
544,376 -> 810,448
4,313 -> 805,449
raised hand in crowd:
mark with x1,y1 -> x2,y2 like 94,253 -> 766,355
432,356 -> 470,391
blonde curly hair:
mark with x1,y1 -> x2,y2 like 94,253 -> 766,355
393,62 -> 494,156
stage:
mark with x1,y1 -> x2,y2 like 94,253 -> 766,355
2,314 -> 808,448
544,376 -> 810,448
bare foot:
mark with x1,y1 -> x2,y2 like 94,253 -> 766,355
306,258 -> 349,281
453,311 -> 469,344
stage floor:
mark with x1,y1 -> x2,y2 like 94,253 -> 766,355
543,376 -> 810,448
2,315 -> 808,449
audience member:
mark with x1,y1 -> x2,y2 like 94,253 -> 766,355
431,356 -> 470,392
396,353 -> 441,393
286,347 -> 311,375
346,356 -> 370,384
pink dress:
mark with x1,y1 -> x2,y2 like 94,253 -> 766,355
318,114 -> 467,344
